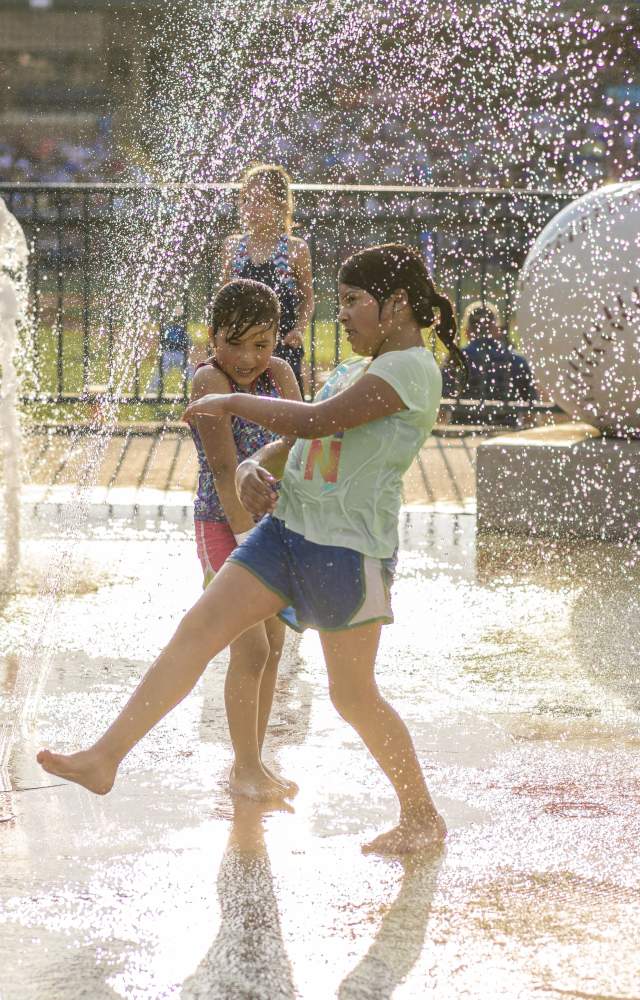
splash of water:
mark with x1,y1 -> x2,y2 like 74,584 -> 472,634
133,1 -> 638,191
0,198 -> 28,595
4,0 -> 638,768
0,197 -> 28,797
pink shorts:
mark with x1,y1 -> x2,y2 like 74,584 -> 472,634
195,519 -> 236,587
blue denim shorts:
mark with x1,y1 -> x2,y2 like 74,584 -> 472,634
228,515 -> 396,633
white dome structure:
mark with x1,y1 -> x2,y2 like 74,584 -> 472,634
516,181 -> 640,436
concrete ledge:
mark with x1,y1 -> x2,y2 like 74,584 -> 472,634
477,423 -> 640,541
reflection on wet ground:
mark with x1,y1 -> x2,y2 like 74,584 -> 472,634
1,509 -> 639,999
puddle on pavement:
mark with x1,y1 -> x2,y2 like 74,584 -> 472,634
1,510 -> 639,999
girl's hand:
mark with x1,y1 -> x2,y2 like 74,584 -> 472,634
235,459 -> 279,517
182,393 -> 230,424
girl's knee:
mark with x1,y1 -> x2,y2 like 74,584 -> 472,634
229,631 -> 270,674
265,618 -> 285,662
266,639 -> 284,666
174,613 -> 219,661
329,679 -> 378,723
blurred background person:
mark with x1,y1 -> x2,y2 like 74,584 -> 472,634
149,305 -> 193,394
442,301 -> 537,427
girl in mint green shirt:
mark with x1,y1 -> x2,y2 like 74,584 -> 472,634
38,244 -> 466,857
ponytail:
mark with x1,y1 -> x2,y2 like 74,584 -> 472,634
432,292 -> 468,392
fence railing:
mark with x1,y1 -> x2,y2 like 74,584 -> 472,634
0,182 -> 571,416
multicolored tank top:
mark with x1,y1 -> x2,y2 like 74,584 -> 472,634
192,359 -> 283,522
232,233 -> 299,337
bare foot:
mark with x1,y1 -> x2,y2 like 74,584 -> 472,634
36,748 -> 117,795
229,765 -> 289,802
362,813 -> 447,856
262,763 -> 299,798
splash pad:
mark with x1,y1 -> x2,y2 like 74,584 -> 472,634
1,1 -> 639,995
1,511 -> 639,998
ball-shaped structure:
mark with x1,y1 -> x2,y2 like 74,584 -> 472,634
516,181 -> 640,435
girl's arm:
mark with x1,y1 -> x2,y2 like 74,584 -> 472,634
190,365 -> 254,535
247,436 -> 295,478
232,355 -> 302,517
184,371 -> 406,439
282,238 -> 315,348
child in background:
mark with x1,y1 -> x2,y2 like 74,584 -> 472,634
38,244 -> 465,856
149,305 -> 193,393
221,163 -> 314,395
189,278 -> 302,797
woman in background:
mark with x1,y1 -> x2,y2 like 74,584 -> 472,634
221,163 -> 314,395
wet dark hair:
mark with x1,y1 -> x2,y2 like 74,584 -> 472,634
239,162 -> 294,233
338,243 -> 467,384
210,279 -> 280,344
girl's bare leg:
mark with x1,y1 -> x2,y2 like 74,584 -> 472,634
37,564 -> 285,795
319,624 -> 446,856
257,616 -> 285,752
224,617 -> 295,800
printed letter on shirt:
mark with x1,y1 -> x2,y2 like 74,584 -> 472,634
303,434 -> 343,483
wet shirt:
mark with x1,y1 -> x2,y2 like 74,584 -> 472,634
192,361 -> 283,522
276,347 -> 442,559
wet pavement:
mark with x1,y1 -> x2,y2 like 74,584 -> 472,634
1,509 -> 639,1000
20,426 -> 478,512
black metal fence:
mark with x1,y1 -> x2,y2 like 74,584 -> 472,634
0,182 -> 571,414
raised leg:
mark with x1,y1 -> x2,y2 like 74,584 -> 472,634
319,625 -> 446,855
37,563 -> 285,794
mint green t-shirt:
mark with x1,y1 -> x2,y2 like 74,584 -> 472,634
275,347 -> 442,559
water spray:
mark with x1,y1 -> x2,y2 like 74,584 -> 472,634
0,198 -> 28,811
0,198 -> 27,597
